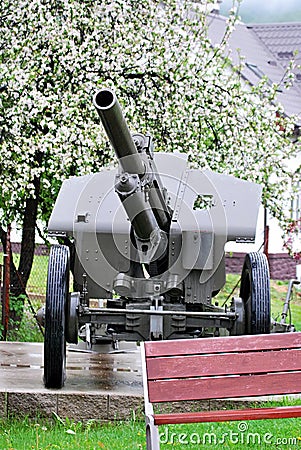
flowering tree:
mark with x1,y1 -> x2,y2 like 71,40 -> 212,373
284,218 -> 301,261
0,0 -> 299,294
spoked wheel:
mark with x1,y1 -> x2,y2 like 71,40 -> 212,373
240,252 -> 271,335
44,244 -> 70,388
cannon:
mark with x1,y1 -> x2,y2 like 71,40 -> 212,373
43,88 -> 271,388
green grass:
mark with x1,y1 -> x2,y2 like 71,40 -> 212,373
4,303 -> 44,342
270,280 -> 301,331
0,417 -> 146,450
0,406 -> 300,450
0,252 -> 48,342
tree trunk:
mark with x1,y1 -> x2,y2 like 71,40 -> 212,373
16,176 -> 41,297
0,176 -> 40,325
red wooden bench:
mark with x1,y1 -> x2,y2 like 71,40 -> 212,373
141,332 -> 301,450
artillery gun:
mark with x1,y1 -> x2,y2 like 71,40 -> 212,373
43,88 -> 270,388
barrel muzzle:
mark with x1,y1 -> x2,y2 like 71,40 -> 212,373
93,88 -> 145,175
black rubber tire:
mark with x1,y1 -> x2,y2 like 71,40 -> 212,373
240,252 -> 271,335
44,244 -> 70,388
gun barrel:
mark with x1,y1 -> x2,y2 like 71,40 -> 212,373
93,88 -> 145,175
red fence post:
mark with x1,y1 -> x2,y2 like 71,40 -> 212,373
2,224 -> 11,341
263,208 -> 269,261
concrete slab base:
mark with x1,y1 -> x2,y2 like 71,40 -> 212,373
0,341 -> 144,421
1,341 -> 298,421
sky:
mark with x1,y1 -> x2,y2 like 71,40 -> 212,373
220,0 -> 301,22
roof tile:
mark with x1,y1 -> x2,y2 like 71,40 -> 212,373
208,16 -> 301,123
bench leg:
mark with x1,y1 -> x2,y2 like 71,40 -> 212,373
146,416 -> 160,450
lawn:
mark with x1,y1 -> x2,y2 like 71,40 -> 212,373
270,279 -> 301,330
0,403 -> 301,450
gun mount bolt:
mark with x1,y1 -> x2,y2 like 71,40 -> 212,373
120,173 -> 129,183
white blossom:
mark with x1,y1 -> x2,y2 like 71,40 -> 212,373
0,0 -> 299,233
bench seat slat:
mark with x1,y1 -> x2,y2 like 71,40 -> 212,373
148,372 -> 301,403
145,332 -> 301,358
146,349 -> 301,380
153,406 -> 301,425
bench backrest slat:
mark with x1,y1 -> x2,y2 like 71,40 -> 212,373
148,372 -> 301,403
146,349 -> 301,380
144,333 -> 301,404
145,333 -> 301,357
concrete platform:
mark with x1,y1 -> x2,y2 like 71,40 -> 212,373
1,341 -> 298,422
0,341 -> 144,421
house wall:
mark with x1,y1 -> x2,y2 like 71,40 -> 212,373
225,251 -> 298,281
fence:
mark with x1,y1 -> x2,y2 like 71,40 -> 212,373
0,242 -> 49,340
0,245 -> 298,303
0,243 -> 49,302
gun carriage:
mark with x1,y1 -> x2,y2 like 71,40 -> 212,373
43,88 -> 271,388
